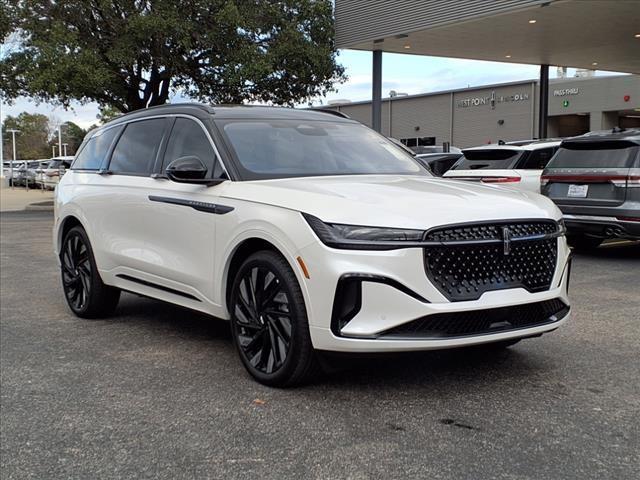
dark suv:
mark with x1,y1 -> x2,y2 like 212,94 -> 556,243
541,129 -> 640,249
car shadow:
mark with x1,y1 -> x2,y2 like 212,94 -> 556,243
573,240 -> 640,260
314,345 -> 546,390
109,292 -> 550,390
111,293 -> 233,342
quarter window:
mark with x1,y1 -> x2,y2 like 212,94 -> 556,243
109,119 -> 166,175
163,118 -> 223,177
520,148 -> 557,170
72,126 -> 122,170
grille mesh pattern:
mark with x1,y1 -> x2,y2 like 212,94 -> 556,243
427,221 -> 557,242
424,222 -> 558,301
382,299 -> 568,338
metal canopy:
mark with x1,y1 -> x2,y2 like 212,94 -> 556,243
335,0 -> 640,74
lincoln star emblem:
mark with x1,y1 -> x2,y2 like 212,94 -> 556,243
502,227 -> 512,255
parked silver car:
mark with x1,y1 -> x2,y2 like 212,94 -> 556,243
2,161 -> 27,185
37,156 -> 74,190
541,128 -> 640,249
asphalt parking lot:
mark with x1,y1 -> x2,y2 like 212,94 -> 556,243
1,210 -> 639,479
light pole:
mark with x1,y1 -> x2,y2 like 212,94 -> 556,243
7,129 -> 20,190
57,123 -> 66,158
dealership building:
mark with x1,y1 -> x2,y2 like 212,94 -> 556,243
326,74 -> 640,148
333,0 -> 640,147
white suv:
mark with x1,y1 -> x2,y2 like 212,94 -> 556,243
54,105 -> 571,386
444,140 -> 561,192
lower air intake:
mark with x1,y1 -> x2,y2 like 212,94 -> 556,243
380,298 -> 569,339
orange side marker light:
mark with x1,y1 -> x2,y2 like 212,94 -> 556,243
296,256 -> 310,279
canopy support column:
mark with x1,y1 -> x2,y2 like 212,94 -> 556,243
372,50 -> 382,132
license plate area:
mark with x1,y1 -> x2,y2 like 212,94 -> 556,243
567,184 -> 589,198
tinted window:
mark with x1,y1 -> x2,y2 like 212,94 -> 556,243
450,149 -> 522,170
520,147 -> 557,170
547,142 -> 638,169
72,126 -> 121,170
163,118 -> 223,177
220,120 -> 424,180
109,119 -> 165,175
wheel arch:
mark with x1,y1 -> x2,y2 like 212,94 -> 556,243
56,214 -> 86,256
222,235 -> 307,318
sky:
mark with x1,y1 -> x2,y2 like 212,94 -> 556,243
1,49 -> 623,130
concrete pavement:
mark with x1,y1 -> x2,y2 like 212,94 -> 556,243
1,211 -> 639,479
0,188 -> 54,212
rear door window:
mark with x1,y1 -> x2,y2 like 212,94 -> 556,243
548,141 -> 638,169
109,119 -> 166,175
450,149 -> 523,170
72,126 -> 122,170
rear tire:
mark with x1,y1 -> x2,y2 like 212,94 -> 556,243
567,235 -> 602,251
229,250 -> 320,387
60,226 -> 120,318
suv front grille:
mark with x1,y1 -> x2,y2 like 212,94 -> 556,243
424,221 -> 559,301
381,298 -> 569,338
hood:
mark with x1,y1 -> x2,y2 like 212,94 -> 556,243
220,175 -> 560,229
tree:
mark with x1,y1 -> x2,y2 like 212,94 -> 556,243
3,0 -> 346,113
60,121 -> 86,155
2,112 -> 51,160
96,105 -> 122,124
1,1 -> 21,99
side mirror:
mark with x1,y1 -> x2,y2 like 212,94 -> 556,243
165,156 -> 225,186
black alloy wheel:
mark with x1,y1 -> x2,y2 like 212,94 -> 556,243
230,251 -> 319,386
60,226 -> 120,318
61,230 -> 92,311
235,265 -> 292,374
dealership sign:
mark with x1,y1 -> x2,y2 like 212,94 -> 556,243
553,88 -> 580,96
457,90 -> 530,109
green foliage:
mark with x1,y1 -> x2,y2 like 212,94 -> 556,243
59,121 -> 86,155
1,1 -> 22,99
97,105 -> 122,124
2,112 -> 51,160
3,0 -> 346,112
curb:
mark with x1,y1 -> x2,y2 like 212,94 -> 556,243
25,201 -> 54,212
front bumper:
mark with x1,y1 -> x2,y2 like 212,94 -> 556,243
298,237 -> 571,353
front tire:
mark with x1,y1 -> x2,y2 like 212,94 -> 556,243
229,251 -> 319,387
60,226 -> 120,318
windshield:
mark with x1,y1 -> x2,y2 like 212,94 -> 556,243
547,142 -> 638,169
450,149 -> 523,170
218,120 -> 426,180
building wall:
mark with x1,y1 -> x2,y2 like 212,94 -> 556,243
389,94 -> 451,141
547,75 -> 640,116
328,75 -> 640,148
452,83 -> 535,147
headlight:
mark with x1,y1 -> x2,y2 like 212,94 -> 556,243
303,213 -> 424,250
